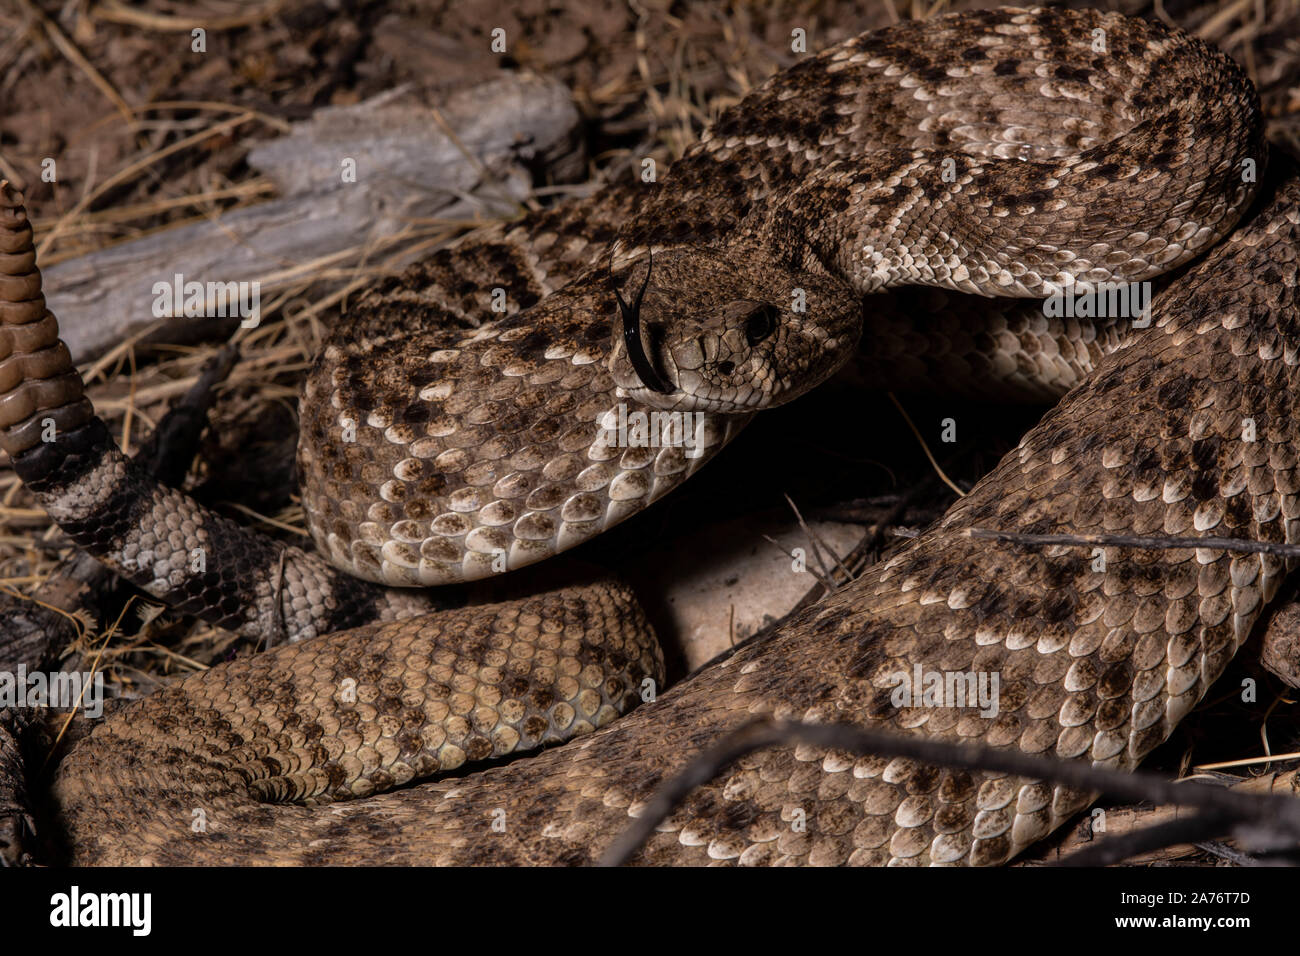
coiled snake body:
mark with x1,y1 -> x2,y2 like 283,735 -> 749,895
2,6 -> 1297,865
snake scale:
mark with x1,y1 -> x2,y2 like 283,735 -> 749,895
2,6 -> 1297,865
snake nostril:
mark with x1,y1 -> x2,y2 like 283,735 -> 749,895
717,361 -> 735,376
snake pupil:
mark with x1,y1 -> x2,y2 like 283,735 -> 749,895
745,305 -> 778,346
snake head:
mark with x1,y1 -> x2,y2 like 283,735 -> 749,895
609,249 -> 861,413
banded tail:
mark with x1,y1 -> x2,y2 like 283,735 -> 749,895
0,183 -> 419,642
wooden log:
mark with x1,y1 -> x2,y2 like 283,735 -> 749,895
42,72 -> 583,361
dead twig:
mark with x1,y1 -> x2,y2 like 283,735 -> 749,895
887,392 -> 966,498
597,717 -> 1300,867
90,0 -> 286,32
968,527 -> 1300,560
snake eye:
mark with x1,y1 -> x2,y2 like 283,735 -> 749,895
744,305 -> 779,346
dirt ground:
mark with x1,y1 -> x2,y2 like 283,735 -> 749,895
2,0 -> 1300,866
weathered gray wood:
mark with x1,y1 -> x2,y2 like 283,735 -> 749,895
44,73 -> 583,360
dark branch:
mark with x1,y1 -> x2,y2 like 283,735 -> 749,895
969,527 -> 1300,560
1058,814 -> 1234,867
596,718 -> 1300,867
134,343 -> 239,485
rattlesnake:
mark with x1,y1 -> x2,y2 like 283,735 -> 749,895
1,6 -> 1295,865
